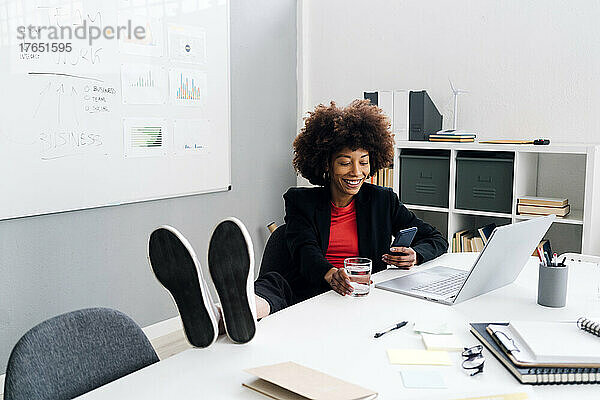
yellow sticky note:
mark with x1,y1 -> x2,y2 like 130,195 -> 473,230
387,349 -> 452,365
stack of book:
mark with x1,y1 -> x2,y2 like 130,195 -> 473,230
370,167 -> 393,188
452,223 -> 496,252
428,130 -> 476,143
517,196 -> 570,217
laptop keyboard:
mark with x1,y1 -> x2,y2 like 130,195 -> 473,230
411,271 -> 468,296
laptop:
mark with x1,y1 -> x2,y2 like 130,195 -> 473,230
375,215 -> 555,305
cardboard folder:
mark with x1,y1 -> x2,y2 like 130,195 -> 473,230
243,361 -> 378,400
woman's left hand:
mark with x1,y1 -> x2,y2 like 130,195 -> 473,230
382,247 -> 417,269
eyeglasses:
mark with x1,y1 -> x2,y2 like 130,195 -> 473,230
462,345 -> 485,376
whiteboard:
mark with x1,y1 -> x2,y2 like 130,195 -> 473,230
0,0 -> 231,220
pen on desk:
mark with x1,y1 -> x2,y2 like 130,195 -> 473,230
374,321 -> 408,338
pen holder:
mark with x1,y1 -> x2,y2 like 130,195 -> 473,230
537,262 -> 568,308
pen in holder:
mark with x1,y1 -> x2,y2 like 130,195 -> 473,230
537,262 -> 568,308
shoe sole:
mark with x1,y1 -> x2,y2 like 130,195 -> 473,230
148,226 -> 218,348
208,218 -> 256,343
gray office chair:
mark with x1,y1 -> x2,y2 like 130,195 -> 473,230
259,223 -> 292,279
3,307 -> 159,400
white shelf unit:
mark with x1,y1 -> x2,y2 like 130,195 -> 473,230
393,141 -> 600,255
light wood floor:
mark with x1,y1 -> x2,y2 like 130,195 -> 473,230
150,328 -> 192,360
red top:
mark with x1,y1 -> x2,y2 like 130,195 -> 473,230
325,200 -> 359,269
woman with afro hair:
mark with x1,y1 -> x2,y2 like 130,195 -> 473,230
252,100 -> 448,316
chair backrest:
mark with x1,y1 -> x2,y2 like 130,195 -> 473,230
4,307 -> 159,400
258,224 -> 292,279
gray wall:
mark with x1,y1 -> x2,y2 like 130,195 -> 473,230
0,0 -> 297,374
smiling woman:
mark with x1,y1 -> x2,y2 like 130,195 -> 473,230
329,148 -> 371,206
251,100 -> 448,314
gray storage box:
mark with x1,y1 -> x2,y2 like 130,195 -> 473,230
400,150 -> 450,207
455,152 -> 514,213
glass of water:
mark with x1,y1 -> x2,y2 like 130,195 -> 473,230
344,257 -> 372,297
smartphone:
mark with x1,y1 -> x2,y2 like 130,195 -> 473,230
390,227 -> 417,254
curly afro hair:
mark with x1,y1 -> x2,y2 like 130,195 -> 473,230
293,99 -> 395,186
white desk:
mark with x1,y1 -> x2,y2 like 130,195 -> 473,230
79,253 -> 600,399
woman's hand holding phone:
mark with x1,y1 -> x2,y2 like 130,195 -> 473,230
382,227 -> 418,269
382,247 -> 417,269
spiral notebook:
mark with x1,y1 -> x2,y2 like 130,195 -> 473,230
578,317 -> 600,337
470,322 -> 600,385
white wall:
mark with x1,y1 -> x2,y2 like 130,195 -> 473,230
300,0 -> 600,143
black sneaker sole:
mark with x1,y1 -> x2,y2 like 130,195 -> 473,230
148,226 -> 217,348
208,219 -> 256,343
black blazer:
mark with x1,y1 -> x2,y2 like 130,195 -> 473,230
283,183 -> 448,299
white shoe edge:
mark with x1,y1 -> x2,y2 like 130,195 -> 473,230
208,217 -> 257,342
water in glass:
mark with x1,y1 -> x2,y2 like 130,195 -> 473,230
344,257 -> 372,297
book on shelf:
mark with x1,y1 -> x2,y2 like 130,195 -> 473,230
429,133 -> 476,139
470,322 -> 600,385
429,130 -> 476,142
452,228 -> 470,252
463,230 -> 478,252
429,136 -> 475,143
433,129 -> 476,137
462,233 -> 471,252
453,225 -> 494,253
472,236 -> 485,252
517,204 -> 570,217
518,196 -> 568,207
370,167 -> 394,189
477,223 -> 496,245
458,229 -> 472,252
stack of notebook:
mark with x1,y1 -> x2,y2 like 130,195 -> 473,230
517,196 -> 570,217
428,130 -> 476,142
470,320 -> 600,385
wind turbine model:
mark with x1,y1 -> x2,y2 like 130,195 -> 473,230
436,79 -> 475,135
449,79 -> 468,131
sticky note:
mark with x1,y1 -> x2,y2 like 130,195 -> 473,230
421,333 -> 463,351
387,349 -> 452,365
400,370 -> 447,389
413,321 -> 452,335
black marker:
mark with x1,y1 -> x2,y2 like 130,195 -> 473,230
374,321 -> 408,338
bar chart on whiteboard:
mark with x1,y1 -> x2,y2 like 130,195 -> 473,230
170,69 -> 206,106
